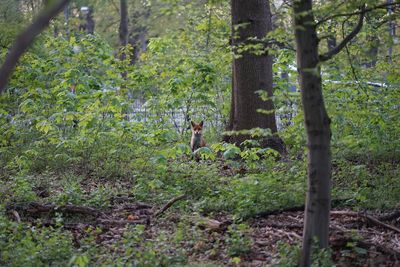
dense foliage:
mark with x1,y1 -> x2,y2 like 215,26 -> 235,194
0,0 -> 399,266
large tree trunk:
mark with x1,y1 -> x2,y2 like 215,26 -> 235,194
227,0 -> 279,149
293,1 -> 332,266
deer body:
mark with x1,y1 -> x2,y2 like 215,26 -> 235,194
190,121 -> 206,151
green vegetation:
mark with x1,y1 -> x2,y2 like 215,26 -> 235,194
0,0 -> 399,266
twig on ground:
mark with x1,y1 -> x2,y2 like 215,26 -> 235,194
379,210 -> 400,222
252,198 -> 353,219
252,205 -> 305,219
274,227 -> 302,240
365,214 -> 400,234
154,194 -> 187,217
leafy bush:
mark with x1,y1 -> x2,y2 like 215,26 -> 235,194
0,209 -> 75,267
226,223 -> 253,256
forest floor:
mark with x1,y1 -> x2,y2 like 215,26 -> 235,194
2,146 -> 400,266
6,177 -> 400,267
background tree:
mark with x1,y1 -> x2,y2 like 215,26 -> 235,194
0,0 -> 399,266
63,3 -> 70,38
128,5 -> 150,65
119,0 -> 129,61
0,0 -> 70,93
226,0 -> 280,150
80,6 -> 94,34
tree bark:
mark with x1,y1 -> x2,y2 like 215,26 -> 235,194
64,3 -> 70,38
327,36 -> 336,51
365,35 -> 379,68
119,0 -> 129,61
227,0 -> 279,149
0,0 -> 70,93
79,7 -> 95,34
86,8 -> 95,34
293,1 -> 332,266
387,0 -> 396,61
128,8 -> 150,65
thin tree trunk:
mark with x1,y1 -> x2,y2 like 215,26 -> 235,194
293,1 -> 332,266
128,8 -> 150,65
79,7 -> 95,34
86,8 -> 95,34
0,0 -> 70,93
64,3 -> 70,38
119,0 -> 129,61
227,0 -> 279,149
365,35 -> 379,68
327,33 -> 336,51
387,0 -> 396,61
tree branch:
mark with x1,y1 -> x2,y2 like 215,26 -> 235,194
316,1 -> 400,26
0,0 -> 70,94
319,6 -> 365,62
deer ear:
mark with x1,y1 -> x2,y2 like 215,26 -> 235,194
191,121 -> 195,127
200,120 -> 204,127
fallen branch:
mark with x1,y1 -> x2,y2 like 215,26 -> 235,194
109,195 -> 153,210
331,210 -> 400,234
7,202 -> 103,217
331,237 -> 400,259
379,210 -> 400,222
154,194 -> 187,217
274,227 -> 302,240
330,210 -> 359,216
252,205 -> 305,219
365,214 -> 400,234
251,198 -> 353,219
38,219 -> 147,230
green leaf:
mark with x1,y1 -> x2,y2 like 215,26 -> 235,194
223,147 -> 241,159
